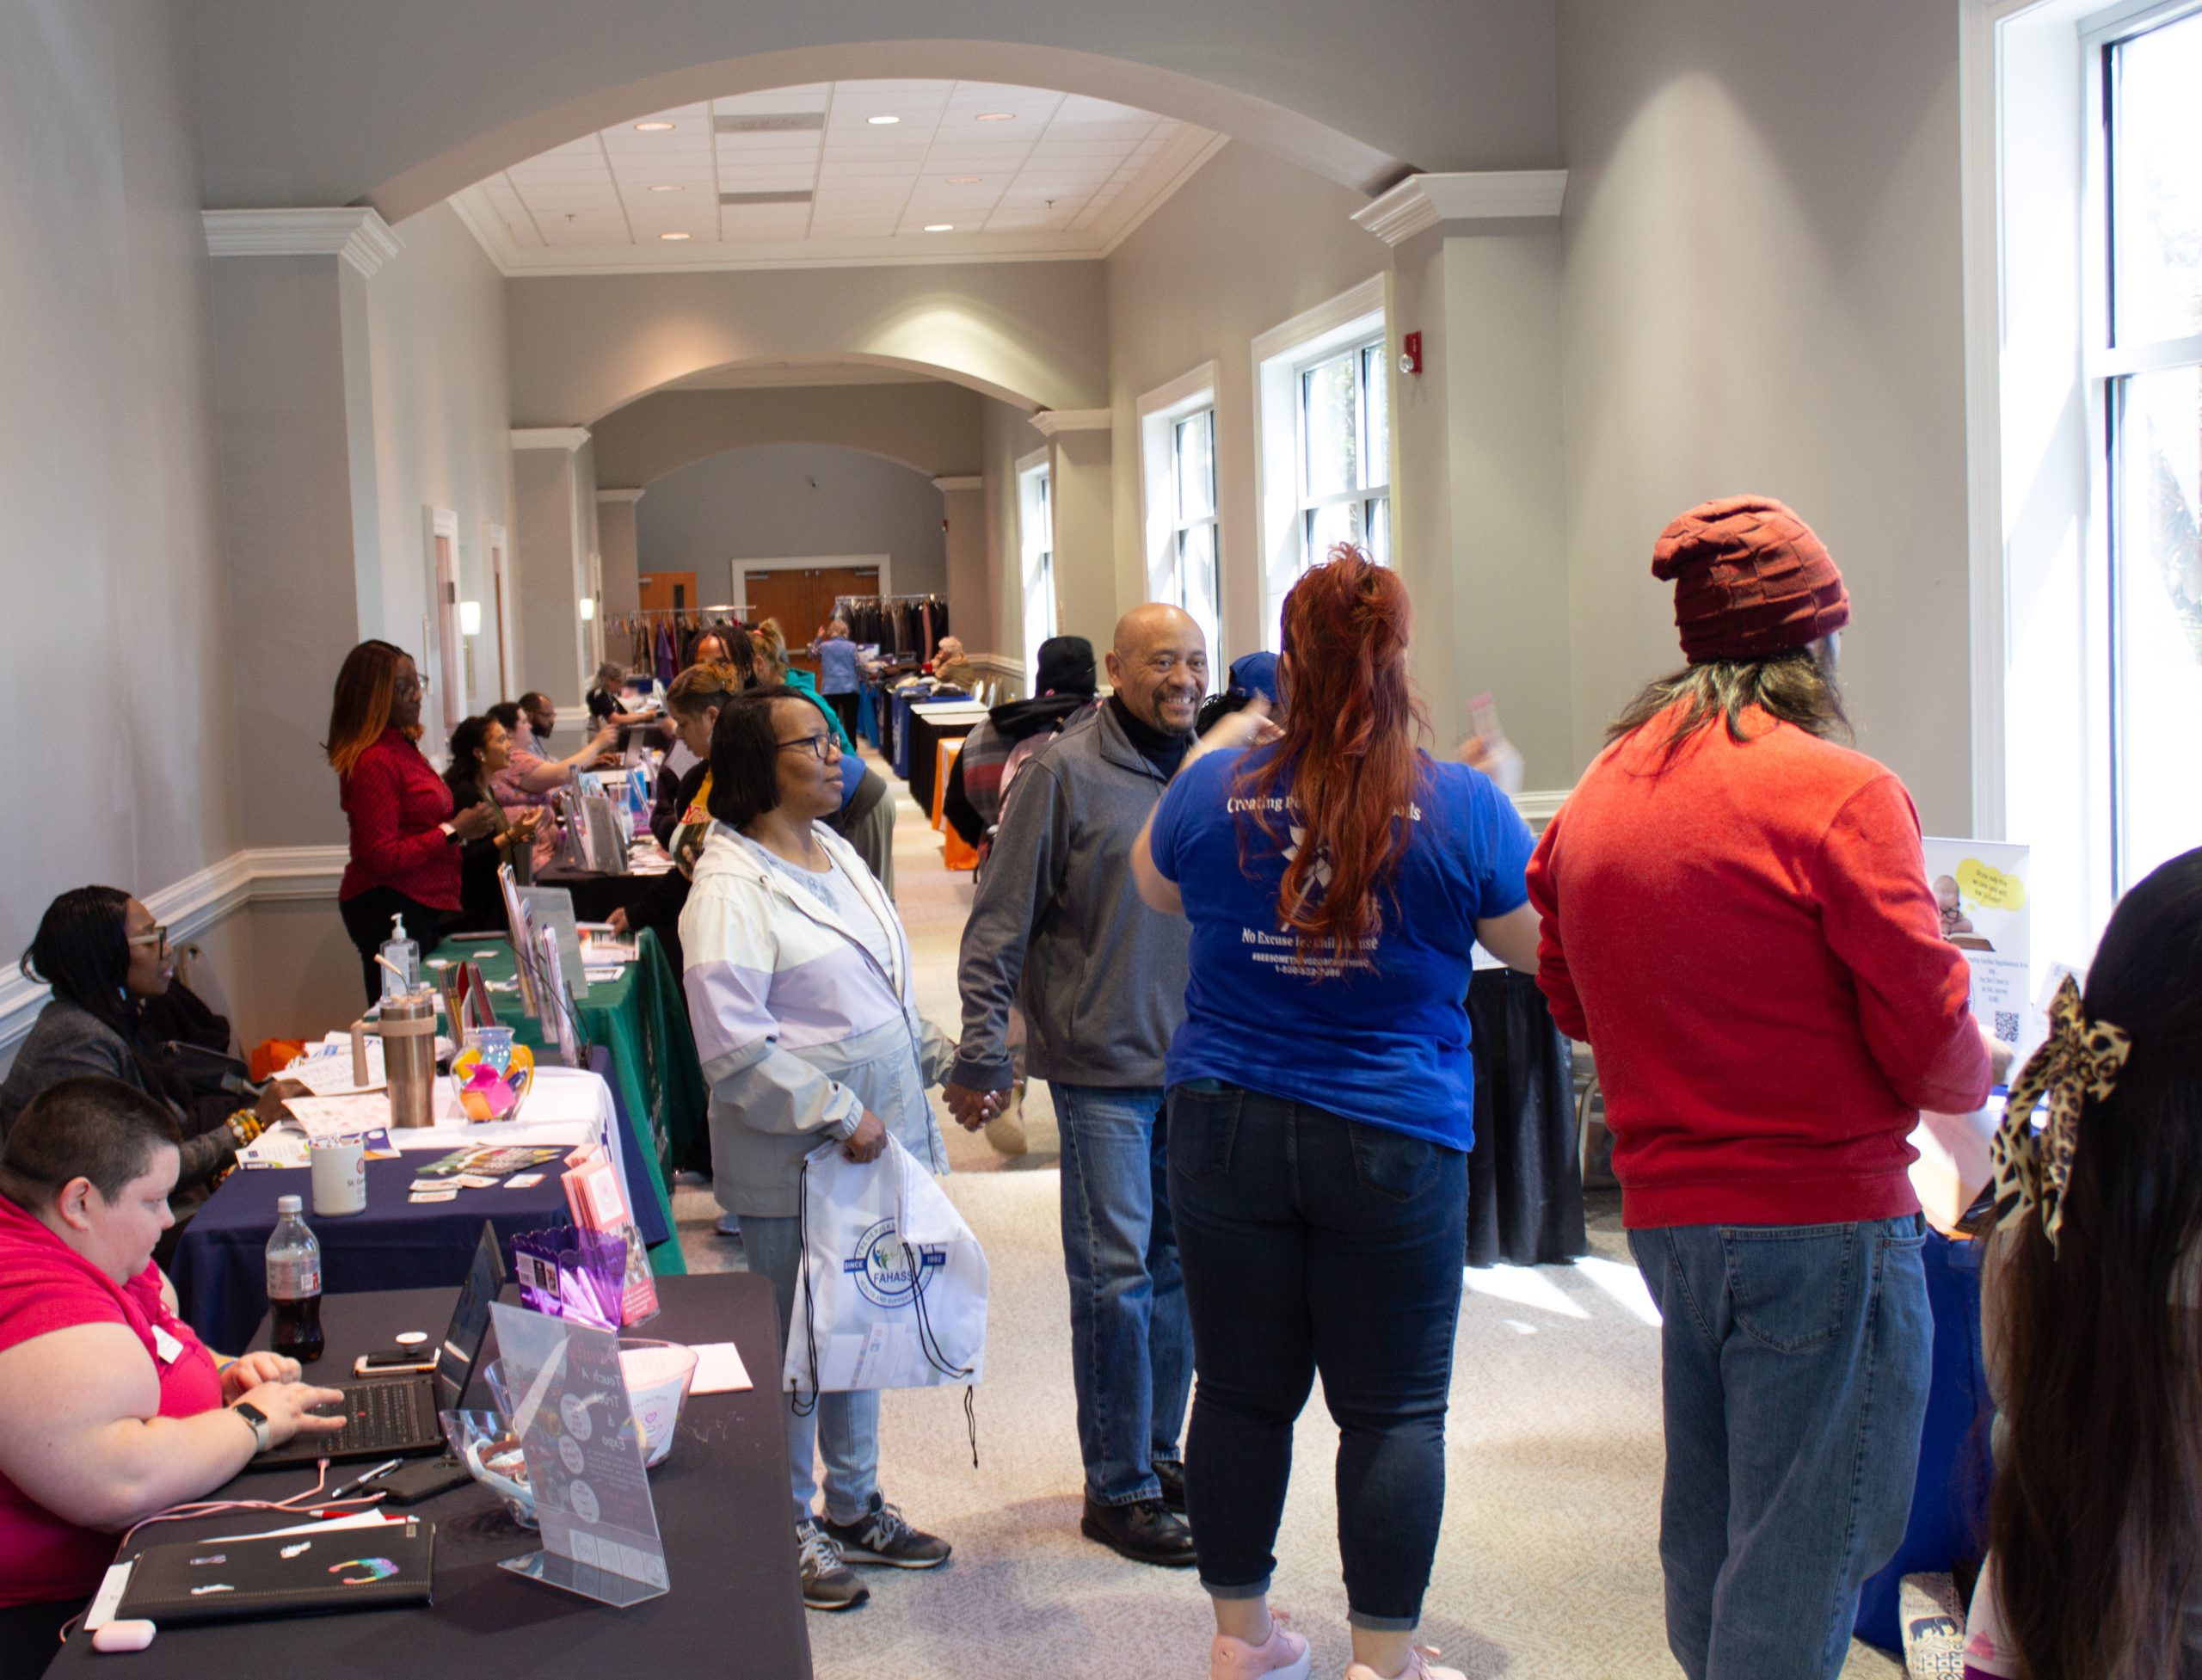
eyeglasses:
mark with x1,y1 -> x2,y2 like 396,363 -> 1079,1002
126,925 -> 170,956
393,674 -> 430,699
774,734 -> 841,763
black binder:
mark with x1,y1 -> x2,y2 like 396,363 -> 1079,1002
115,1518 -> 434,1625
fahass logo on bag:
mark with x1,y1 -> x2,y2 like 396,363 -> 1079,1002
843,1218 -> 948,1308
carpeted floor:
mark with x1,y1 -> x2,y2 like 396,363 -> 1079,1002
675,757 -> 1905,1680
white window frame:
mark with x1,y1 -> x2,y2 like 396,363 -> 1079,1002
1017,447 -> 1056,683
1139,361 -> 1223,665
1252,274 -> 1390,651
1968,0 -> 2202,960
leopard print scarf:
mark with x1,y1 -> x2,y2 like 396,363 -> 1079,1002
1988,974 -> 2131,1251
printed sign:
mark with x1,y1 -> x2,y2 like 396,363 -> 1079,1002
1922,837 -> 2041,1058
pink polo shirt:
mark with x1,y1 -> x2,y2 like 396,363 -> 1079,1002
0,1195 -> 223,1606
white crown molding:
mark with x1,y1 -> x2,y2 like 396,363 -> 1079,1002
968,654 -> 1028,682
931,476 -> 984,493
595,487 -> 646,503
203,208 -> 403,277
513,427 -> 592,452
1029,409 -> 1111,438
1350,170 -> 1569,246
1094,130 -> 1232,256
0,846 -> 350,1056
1513,788 -> 1572,831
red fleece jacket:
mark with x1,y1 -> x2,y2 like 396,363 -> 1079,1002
1528,703 -> 1990,1228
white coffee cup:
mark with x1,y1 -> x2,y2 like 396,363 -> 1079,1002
310,1136 -> 368,1217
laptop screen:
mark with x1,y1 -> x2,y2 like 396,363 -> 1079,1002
435,1221 -> 508,1409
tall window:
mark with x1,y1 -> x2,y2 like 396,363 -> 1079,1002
1141,367 -> 1225,666
1296,339 -> 1391,569
2097,4 -> 2202,889
1254,276 -> 1388,650
1018,453 -> 1055,686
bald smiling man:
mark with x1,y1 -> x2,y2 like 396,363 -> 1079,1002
946,604 -> 1209,1567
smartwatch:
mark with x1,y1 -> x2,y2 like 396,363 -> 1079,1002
232,1401 -> 273,1453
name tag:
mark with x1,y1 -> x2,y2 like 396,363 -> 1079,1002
150,1323 -> 184,1365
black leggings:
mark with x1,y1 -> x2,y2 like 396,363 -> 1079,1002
827,690 -> 859,742
339,888 -> 446,1006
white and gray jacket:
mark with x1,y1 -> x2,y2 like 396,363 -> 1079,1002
680,820 -> 953,1217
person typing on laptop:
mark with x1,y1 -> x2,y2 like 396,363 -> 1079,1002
0,1077 -> 346,1665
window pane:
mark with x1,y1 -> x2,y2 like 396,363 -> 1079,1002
2113,362 -> 2202,885
1362,344 -> 1390,490
1178,520 -> 1221,659
2113,10 -> 2202,343
1365,495 -> 1393,567
1174,410 -> 1216,522
1301,355 -> 1357,499
1305,499 -> 1361,563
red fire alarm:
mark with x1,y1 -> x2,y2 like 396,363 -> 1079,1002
1399,331 -> 1424,377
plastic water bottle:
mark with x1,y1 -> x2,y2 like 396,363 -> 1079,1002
380,914 -> 417,1003
267,1196 -> 325,1363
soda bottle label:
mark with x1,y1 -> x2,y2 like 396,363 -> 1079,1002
268,1258 -> 322,1298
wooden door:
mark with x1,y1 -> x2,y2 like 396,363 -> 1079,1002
741,564 -> 882,678
637,572 -> 696,615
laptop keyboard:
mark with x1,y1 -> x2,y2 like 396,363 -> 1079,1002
326,1380 -> 429,1452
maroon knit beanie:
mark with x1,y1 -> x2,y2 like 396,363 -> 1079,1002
1650,495 -> 1850,663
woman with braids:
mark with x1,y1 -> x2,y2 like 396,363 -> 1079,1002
326,640 -> 494,1003
0,890 -> 298,1217
1528,497 -> 2005,1680
1131,547 -> 1541,1680
1961,846 -> 2202,1679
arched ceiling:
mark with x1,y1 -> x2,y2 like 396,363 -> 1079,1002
191,15 -> 1565,218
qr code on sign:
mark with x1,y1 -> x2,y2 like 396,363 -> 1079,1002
1994,1011 -> 2020,1043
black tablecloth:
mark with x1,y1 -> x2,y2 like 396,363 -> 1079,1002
905,711 -> 981,817
1466,967 -> 1587,1267
170,1156 -> 573,1353
532,866 -> 661,925
50,1276 -> 812,1680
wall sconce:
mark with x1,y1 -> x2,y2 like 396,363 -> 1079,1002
579,597 -> 596,622
459,600 -> 482,637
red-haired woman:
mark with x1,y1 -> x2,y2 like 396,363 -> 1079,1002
1132,550 -> 1541,1680
326,641 -> 494,1003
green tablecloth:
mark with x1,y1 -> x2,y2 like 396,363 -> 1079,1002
459,928 -> 705,1277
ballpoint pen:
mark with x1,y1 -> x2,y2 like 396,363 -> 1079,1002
322,1458 -> 403,1505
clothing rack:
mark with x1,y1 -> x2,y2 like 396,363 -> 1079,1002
835,594 -> 949,662
607,603 -> 751,626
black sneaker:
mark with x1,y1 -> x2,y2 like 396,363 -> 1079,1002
1153,1458 -> 1187,1513
796,1518 -> 870,1611
1080,1495 -> 1196,1566
821,1497 -> 952,1569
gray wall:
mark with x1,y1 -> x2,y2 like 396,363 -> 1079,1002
1556,0 -> 1971,827
591,383 -> 986,487
1104,141 -> 1390,668
635,444 -> 948,606
0,0 -> 237,957
362,200 -> 515,725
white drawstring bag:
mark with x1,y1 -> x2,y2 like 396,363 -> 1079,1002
783,1135 -> 988,1396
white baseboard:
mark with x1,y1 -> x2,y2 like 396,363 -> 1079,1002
0,845 -> 349,1055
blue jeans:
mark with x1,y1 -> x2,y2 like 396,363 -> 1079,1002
741,1213 -> 881,1527
1167,1080 -> 1467,1631
1627,1217 -> 1932,1680
1050,1082 -> 1194,1505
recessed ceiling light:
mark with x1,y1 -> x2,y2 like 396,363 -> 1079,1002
633,120 -> 676,132
867,114 -> 901,126
945,174 -> 983,184
648,183 -> 683,193
659,231 -> 691,241
923,224 -> 954,233
974,112 -> 1015,122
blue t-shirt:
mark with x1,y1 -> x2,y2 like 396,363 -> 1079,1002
815,637 -> 859,695
1147,748 -> 1535,1149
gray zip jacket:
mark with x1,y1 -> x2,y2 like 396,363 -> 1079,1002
950,702 -> 1191,1090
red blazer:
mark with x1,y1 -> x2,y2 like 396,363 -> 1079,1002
339,728 -> 461,910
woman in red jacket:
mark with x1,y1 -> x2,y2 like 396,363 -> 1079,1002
1528,498 -> 2008,1680
326,641 -> 494,1003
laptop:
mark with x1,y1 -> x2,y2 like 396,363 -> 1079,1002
255,1221 -> 507,1467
